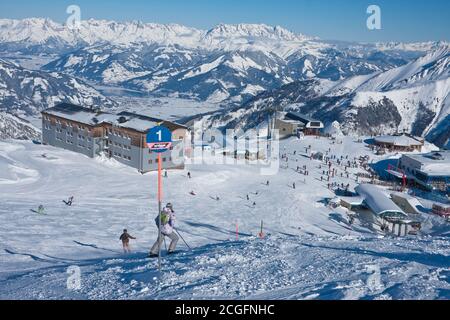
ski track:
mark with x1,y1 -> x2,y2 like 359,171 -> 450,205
0,137 -> 449,300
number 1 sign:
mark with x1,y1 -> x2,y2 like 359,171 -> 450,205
147,126 -> 172,153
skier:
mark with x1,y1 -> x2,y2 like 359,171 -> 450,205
293,182 -> 296,189
63,196 -> 74,206
349,215 -> 355,225
37,205 -> 45,215
266,180 -> 270,186
190,191 -> 196,196
164,170 -> 168,178
150,203 -> 179,257
119,229 -> 136,253
246,194 -> 250,201
187,172 -> 192,179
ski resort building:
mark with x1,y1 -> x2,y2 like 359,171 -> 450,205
275,112 -> 324,138
353,184 -> 420,236
398,151 -> 450,194
373,134 -> 424,152
340,184 -> 420,236
41,103 -> 189,173
354,184 -> 408,220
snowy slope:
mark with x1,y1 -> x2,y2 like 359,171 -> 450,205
0,137 -> 448,300
0,59 -> 116,115
1,235 -> 449,300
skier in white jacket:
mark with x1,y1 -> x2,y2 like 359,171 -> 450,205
150,203 -> 179,257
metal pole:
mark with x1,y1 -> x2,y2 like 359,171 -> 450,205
158,153 -> 162,271
175,229 -> 192,250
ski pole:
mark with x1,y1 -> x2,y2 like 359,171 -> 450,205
175,229 -> 192,250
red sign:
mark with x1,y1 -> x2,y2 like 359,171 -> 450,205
147,142 -> 172,151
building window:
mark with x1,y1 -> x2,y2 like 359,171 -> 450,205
149,160 -> 153,164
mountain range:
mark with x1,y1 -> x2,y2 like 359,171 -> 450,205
203,47 -> 450,148
1,18 -> 441,104
0,18 -> 448,148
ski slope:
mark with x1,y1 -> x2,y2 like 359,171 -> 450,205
0,137 -> 449,300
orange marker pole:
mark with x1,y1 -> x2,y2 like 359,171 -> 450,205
157,153 -> 162,271
259,220 -> 265,239
158,153 -> 162,202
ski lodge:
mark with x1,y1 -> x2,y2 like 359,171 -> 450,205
41,103 -> 190,173
397,151 -> 450,194
275,112 -> 324,138
373,134 -> 424,152
340,184 -> 421,236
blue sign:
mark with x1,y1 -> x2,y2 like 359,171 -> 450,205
147,126 -> 172,153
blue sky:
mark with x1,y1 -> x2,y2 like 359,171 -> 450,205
1,0 -> 449,42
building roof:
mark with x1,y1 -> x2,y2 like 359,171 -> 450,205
374,134 -> 423,147
340,196 -> 364,206
285,112 -> 321,125
42,103 -> 112,126
355,184 -> 407,218
116,111 -> 188,133
42,104 -> 187,134
403,151 -> 450,177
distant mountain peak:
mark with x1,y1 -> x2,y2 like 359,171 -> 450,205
205,23 -> 312,42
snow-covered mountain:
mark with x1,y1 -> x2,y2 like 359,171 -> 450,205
0,59 -> 116,115
0,112 -> 40,140
202,47 -> 450,148
41,39 -> 429,103
43,43 -> 210,86
0,18 -> 311,54
0,18 -> 437,103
